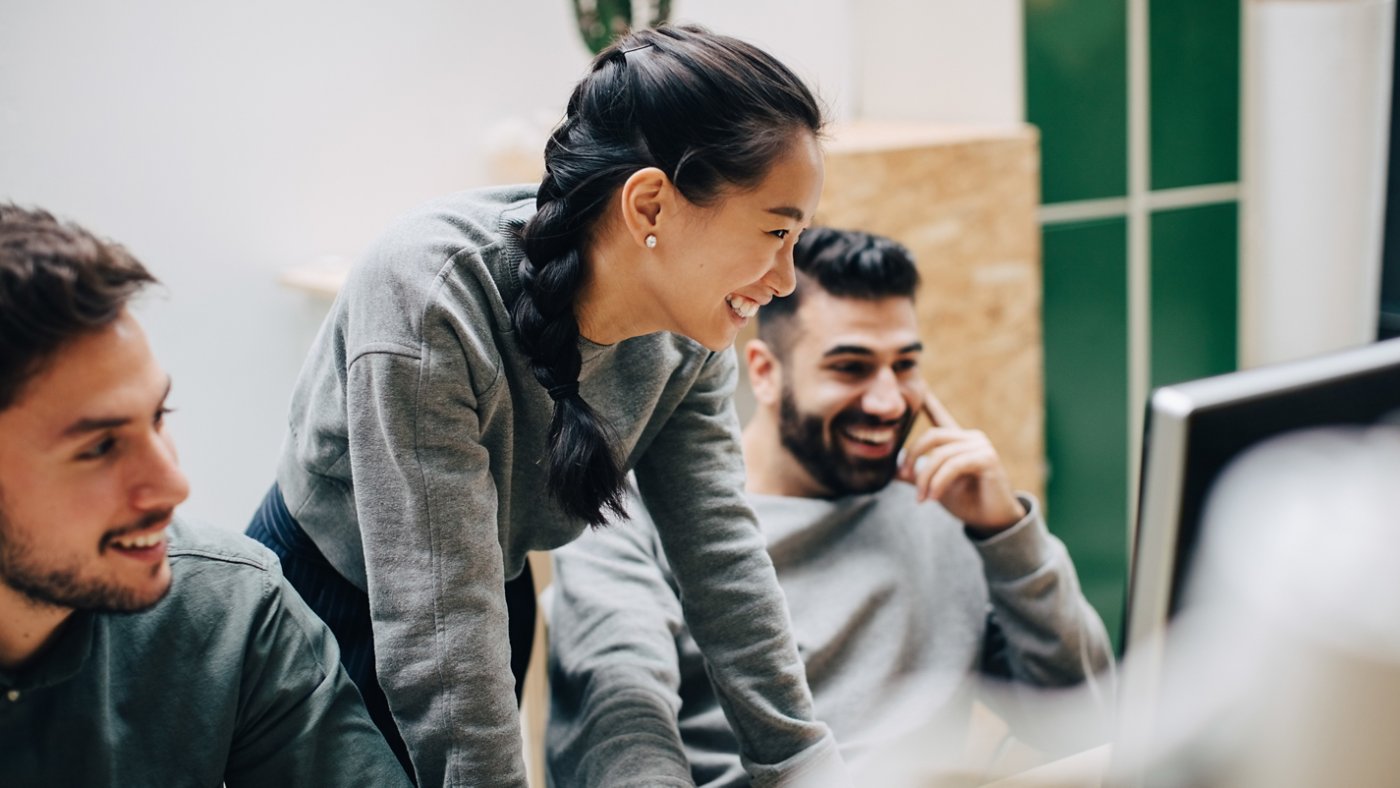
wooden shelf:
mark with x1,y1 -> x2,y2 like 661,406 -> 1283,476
279,260 -> 349,298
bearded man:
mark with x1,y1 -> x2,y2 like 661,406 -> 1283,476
544,226 -> 1114,787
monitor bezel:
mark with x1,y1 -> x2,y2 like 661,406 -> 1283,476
1124,338 -> 1400,654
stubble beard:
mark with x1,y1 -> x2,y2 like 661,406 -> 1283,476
0,499 -> 171,614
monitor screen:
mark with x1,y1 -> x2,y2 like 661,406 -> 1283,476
1110,338 -> 1400,785
1123,336 -> 1400,654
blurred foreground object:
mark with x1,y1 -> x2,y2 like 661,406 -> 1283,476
1113,422 -> 1400,786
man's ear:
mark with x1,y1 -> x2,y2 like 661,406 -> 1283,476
618,167 -> 673,249
746,338 -> 783,406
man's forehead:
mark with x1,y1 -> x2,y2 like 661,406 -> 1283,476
1,321 -> 166,439
792,293 -> 920,355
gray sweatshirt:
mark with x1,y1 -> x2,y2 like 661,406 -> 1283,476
547,483 -> 1114,786
275,186 -> 838,787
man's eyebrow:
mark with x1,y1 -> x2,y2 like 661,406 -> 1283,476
822,345 -> 875,358
60,378 -> 172,437
765,206 -> 805,222
821,341 -> 924,358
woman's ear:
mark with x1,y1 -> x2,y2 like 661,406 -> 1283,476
746,339 -> 783,406
618,167 -> 673,249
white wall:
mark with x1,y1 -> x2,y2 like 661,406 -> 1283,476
854,0 -> 1024,124
1241,0 -> 1396,368
0,1 -> 1023,530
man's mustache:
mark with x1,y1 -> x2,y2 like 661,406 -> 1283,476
834,410 -> 911,430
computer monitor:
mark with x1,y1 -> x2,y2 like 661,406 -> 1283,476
1123,336 -> 1400,654
1110,338 -> 1400,785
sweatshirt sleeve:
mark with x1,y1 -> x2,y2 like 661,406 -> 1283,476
226,569 -> 415,788
632,348 -> 848,788
970,494 -> 1114,687
545,490 -> 696,787
969,494 -> 1116,747
345,341 -> 525,788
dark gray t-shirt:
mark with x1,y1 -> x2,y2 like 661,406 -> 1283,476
0,519 -> 410,787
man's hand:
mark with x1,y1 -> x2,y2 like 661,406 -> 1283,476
895,390 -> 1027,533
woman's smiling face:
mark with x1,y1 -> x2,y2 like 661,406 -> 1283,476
649,131 -> 825,351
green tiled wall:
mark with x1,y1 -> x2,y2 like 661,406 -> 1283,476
1151,203 -> 1239,387
1043,218 -> 1130,645
1150,0 -> 1241,189
1025,0 -> 1128,203
1026,1 -> 1241,651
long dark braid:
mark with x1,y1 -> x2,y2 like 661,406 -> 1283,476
513,24 -> 824,526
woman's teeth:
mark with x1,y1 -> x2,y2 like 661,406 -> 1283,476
726,294 -> 760,319
112,529 -> 166,549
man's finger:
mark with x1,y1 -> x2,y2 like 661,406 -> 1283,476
922,390 -> 961,431
913,441 -> 974,501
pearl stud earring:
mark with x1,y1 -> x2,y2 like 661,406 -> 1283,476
645,234 -> 657,249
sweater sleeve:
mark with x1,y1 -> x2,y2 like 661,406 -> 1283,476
971,494 -> 1114,687
345,343 -> 524,788
226,569 -> 415,788
545,489 -> 696,787
970,494 -> 1116,747
632,348 -> 848,788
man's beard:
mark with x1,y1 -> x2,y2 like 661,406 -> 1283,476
777,386 -> 916,497
0,501 -> 171,613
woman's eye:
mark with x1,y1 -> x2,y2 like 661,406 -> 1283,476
155,406 -> 174,426
769,229 -> 790,240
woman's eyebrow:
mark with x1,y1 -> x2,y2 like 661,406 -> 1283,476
765,206 -> 804,221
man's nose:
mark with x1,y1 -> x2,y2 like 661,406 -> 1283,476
861,368 -> 908,420
130,433 -> 190,512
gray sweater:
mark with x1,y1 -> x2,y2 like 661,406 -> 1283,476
276,186 -> 838,787
547,483 -> 1113,786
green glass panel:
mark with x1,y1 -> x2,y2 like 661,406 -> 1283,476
1043,217 -> 1130,647
1150,0 -> 1241,189
1026,0 -> 1129,204
1150,202 -> 1239,387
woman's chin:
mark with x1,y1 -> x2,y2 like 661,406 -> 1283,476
671,319 -> 739,352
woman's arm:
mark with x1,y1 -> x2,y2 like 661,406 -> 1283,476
345,341 -> 525,788
633,348 -> 847,788
546,484 -> 695,787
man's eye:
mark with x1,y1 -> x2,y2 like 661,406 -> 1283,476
893,359 -> 918,373
79,437 -> 117,460
832,363 -> 869,376
769,229 -> 790,240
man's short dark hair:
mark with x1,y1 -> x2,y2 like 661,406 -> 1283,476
758,226 -> 921,354
0,204 -> 157,411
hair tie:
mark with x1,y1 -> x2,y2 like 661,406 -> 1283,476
547,382 -> 580,401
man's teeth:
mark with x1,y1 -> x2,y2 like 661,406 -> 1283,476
844,426 -> 896,445
726,294 -> 760,319
112,529 -> 166,549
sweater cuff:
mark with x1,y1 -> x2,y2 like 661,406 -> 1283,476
969,493 -> 1058,582
745,730 -> 849,788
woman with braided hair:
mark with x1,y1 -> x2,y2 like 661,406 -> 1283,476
247,24 -> 839,787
